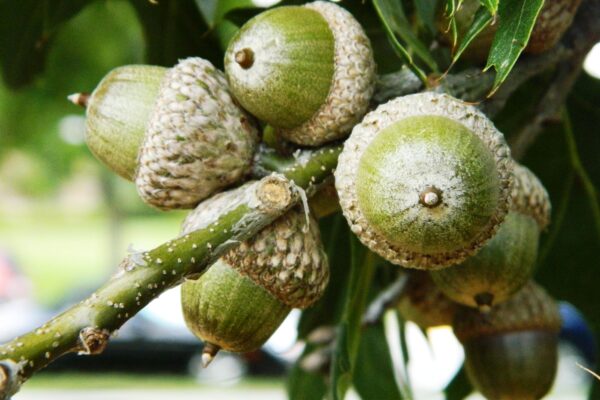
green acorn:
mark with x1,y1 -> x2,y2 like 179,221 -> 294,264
431,164 -> 551,311
180,183 -> 329,366
74,57 -> 259,210
453,282 -> 561,400
397,271 -> 458,330
224,1 -> 376,146
335,92 -> 513,269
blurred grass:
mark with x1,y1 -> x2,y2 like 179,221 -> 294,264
0,211 -> 186,305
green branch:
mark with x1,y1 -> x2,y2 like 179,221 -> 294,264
0,145 -> 341,400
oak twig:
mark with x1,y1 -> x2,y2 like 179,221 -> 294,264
0,145 -> 341,400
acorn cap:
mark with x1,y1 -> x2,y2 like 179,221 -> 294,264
84,65 -> 167,181
335,92 -> 512,269
225,1 -> 376,146
182,186 -> 329,309
135,58 -> 259,210
453,282 -> 562,343
511,163 -> 551,230
397,271 -> 458,329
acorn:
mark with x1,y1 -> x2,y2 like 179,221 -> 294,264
453,282 -> 561,400
438,0 -> 581,61
180,183 -> 329,366
224,1 -> 376,146
75,57 -> 259,210
431,164 -> 551,311
335,92 -> 513,269
397,271 -> 458,330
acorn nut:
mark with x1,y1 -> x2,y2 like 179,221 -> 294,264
180,183 -> 329,366
431,164 -> 551,311
453,282 -> 561,400
397,271 -> 458,330
76,58 -> 259,210
224,1 -> 376,146
335,92 -> 513,269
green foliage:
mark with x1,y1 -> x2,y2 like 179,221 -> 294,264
0,0 -> 599,398
0,0 -> 91,89
451,7 -> 492,65
484,0 -> 544,94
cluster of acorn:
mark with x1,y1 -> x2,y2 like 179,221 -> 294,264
71,0 -> 578,398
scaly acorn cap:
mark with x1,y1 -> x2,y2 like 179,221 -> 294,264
79,58 -> 258,210
453,282 -> 561,400
510,163 -> 551,230
453,282 -> 561,343
397,271 -> 458,330
430,163 -> 551,311
224,1 -> 376,146
335,92 -> 513,269
181,183 -> 328,364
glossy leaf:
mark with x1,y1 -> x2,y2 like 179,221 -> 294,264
451,6 -> 492,64
372,0 -> 438,71
484,0 -> 544,95
354,322 -> 403,400
479,0 -> 498,15
372,0 -> 429,84
444,365 -> 472,400
330,236 -> 377,400
0,0 -> 91,89
413,0 -> 439,33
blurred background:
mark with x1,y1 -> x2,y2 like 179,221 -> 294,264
0,0 -> 599,399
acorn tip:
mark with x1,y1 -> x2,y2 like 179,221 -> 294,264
68,92 -> 89,108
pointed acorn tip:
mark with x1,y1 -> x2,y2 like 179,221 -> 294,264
68,92 -> 90,108
475,292 -> 494,313
201,343 -> 221,368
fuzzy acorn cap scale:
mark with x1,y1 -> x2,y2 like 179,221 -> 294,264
511,163 -> 551,230
182,184 -> 329,309
335,92 -> 513,269
81,57 -> 258,210
135,58 -> 259,209
224,1 -> 376,146
453,282 -> 562,343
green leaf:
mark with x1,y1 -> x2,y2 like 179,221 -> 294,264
444,365 -> 472,400
451,6 -> 492,64
354,323 -> 403,400
413,0 -> 439,33
372,0 -> 438,72
372,0 -> 429,84
297,215 -> 352,338
128,0 -> 222,68
0,0 -> 92,89
479,0 -> 498,15
196,0 -> 257,26
484,0 -> 544,95
286,343 -> 328,400
444,0 -> 463,48
330,236 -> 377,400
288,214 -> 351,400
